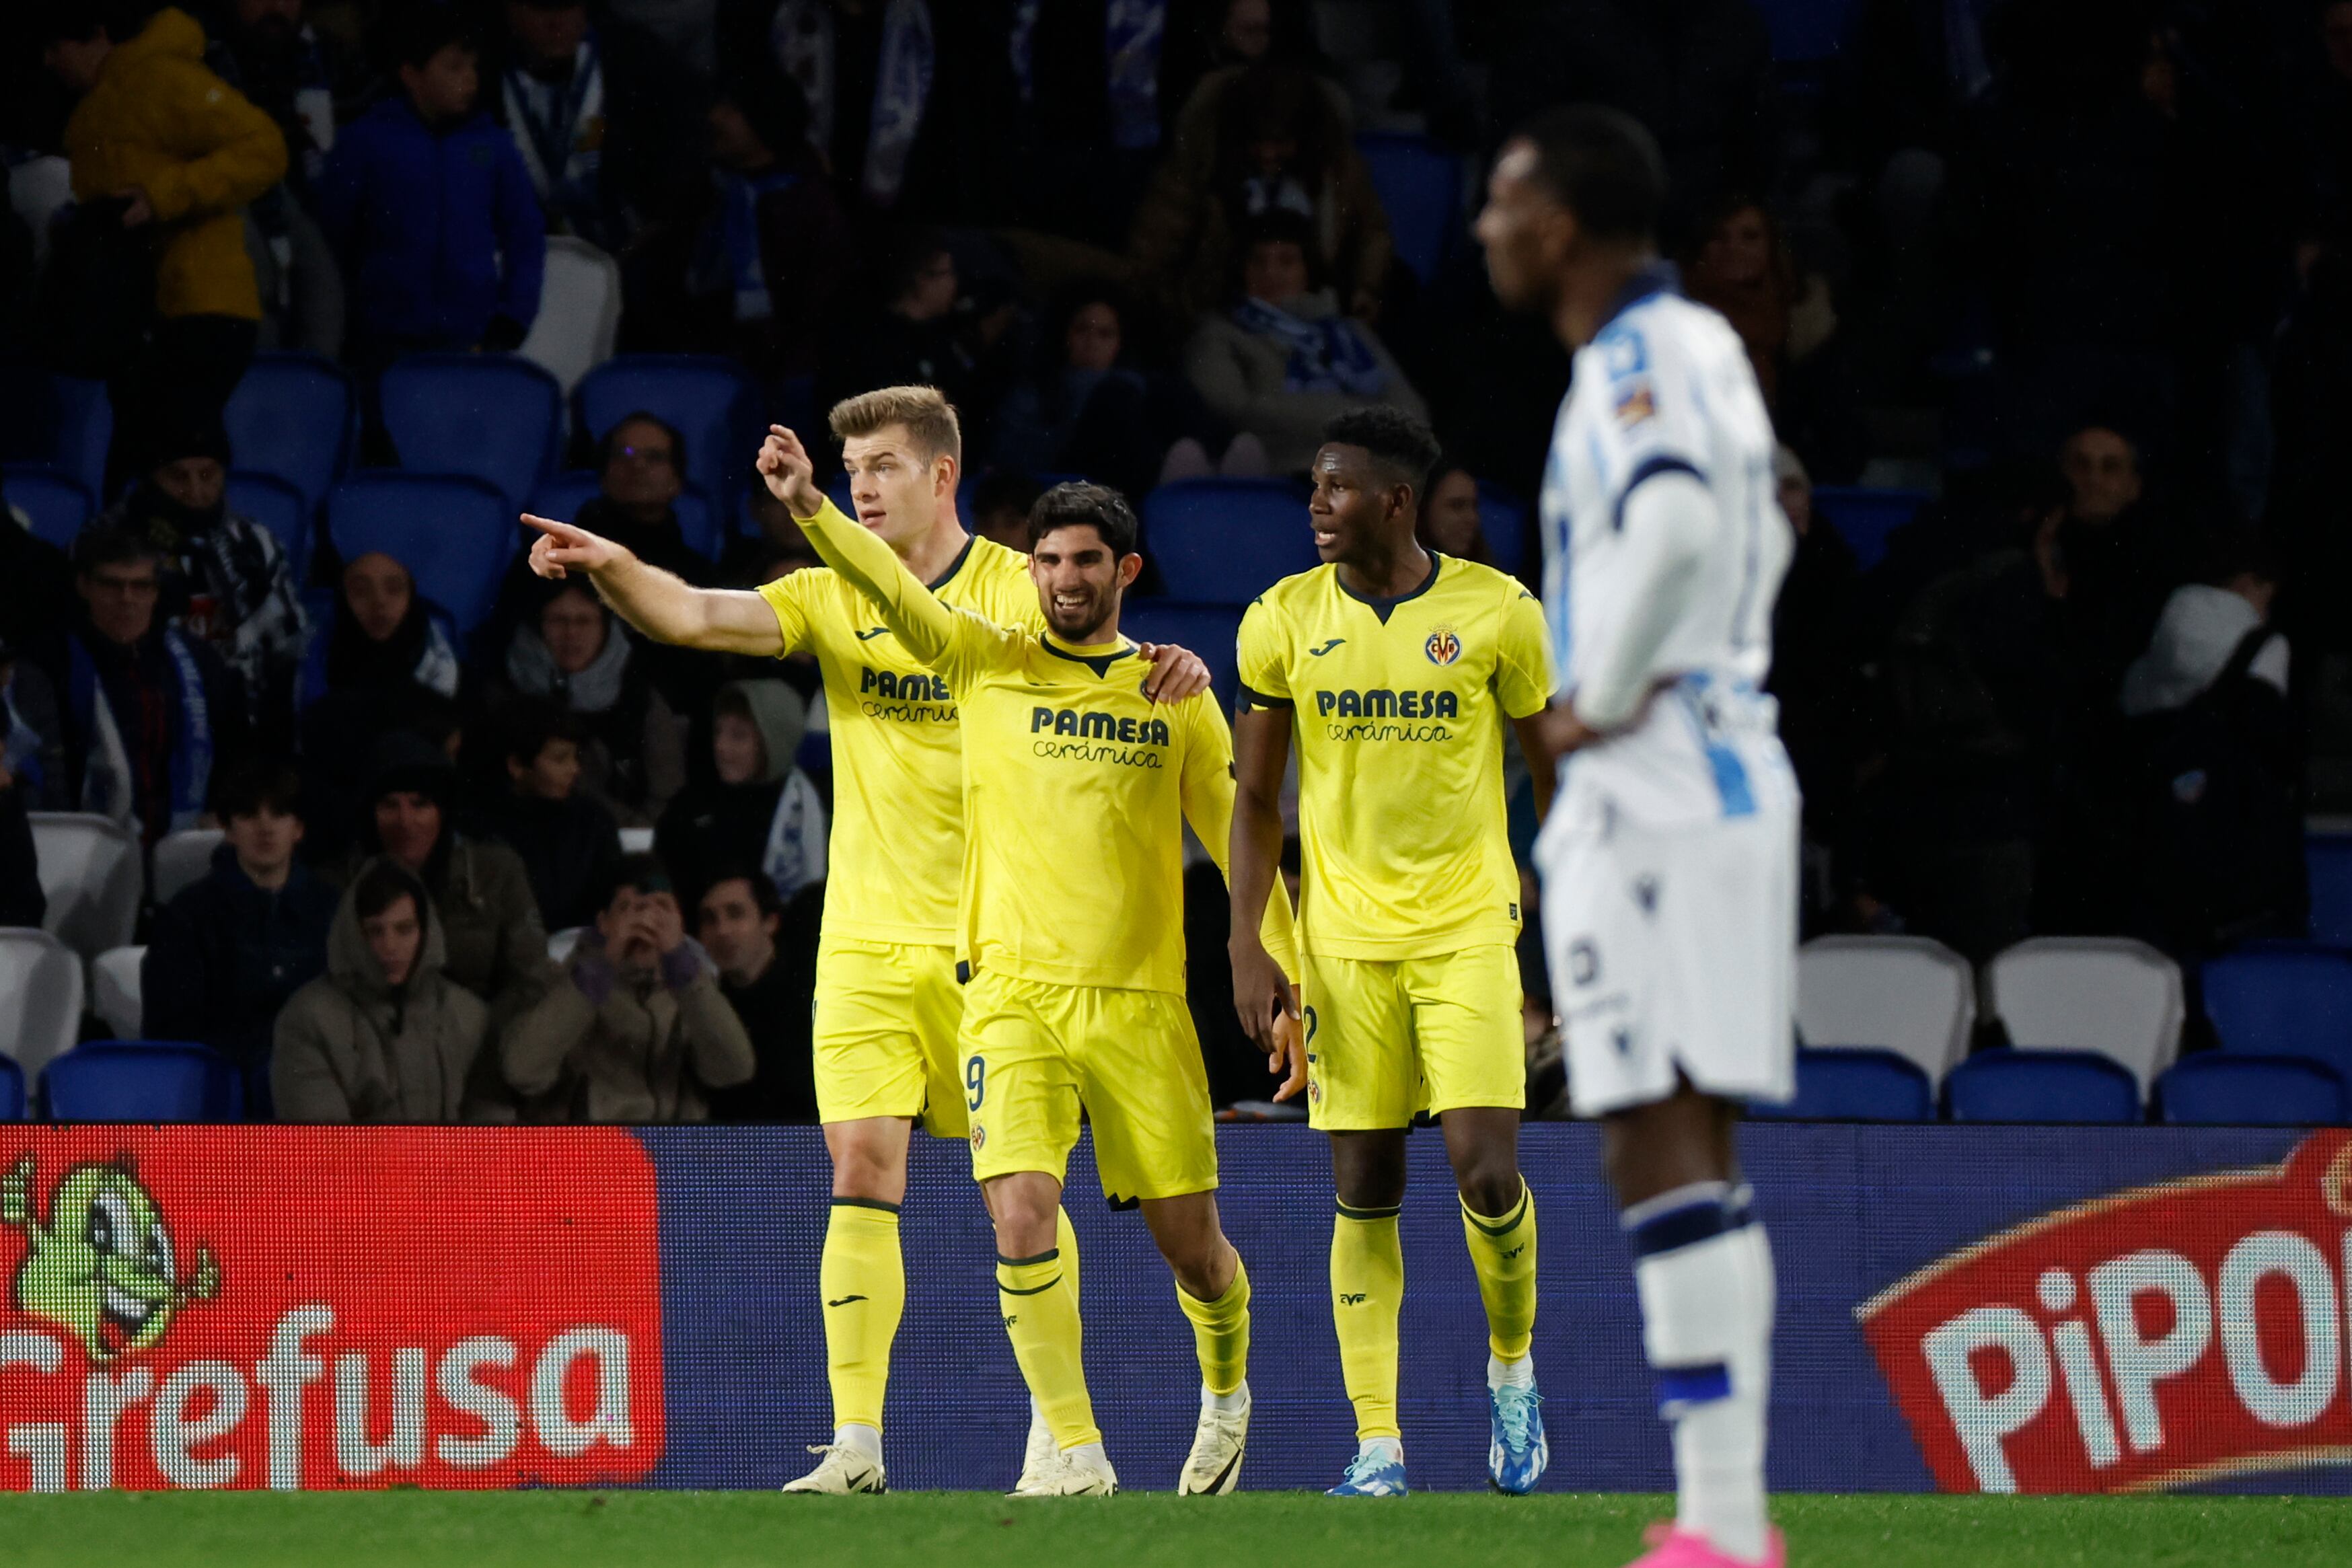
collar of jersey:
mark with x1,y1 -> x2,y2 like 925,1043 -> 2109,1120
926,533 -> 978,591
1335,552 -> 1442,624
1596,258 -> 1683,336
1041,634 -> 1136,677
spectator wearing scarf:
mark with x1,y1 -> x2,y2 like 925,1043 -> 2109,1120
769,0 -> 934,209
1182,210 -> 1424,472
497,576 -> 686,827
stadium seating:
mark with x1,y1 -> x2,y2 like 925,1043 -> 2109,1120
1,461 -> 96,550
50,375 -> 112,500
380,353 -> 564,507
327,472 -> 517,636
43,1039 -> 241,1123
1356,132 -> 1463,284
1141,480 -> 1319,603
1810,486 -> 1928,572
0,1056 -> 22,1121
2308,833 -> 2352,946
1944,1047 -> 2144,1124
525,472 -> 726,561
29,811 -> 141,959
577,355 -> 762,513
519,235 -> 622,398
1119,601 -> 1245,712
1747,1047 -> 1934,1121
2201,944 -> 2352,1082
1794,935 -> 1976,1084
225,469 -> 312,583
1985,937 -> 2183,1092
223,352 -> 355,513
0,928 -> 83,1082
2154,1053 -> 2349,1127
91,944 -> 145,1039
1476,484 -> 1530,577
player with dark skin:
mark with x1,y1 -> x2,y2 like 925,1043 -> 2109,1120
1473,135 -> 1738,1214
1227,437 -> 1557,1222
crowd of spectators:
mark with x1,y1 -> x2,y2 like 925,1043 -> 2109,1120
1,0 -> 2348,1119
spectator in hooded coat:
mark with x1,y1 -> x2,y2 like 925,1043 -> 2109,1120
653,679 -> 822,909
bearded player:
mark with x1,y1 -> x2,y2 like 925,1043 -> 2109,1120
522,386 -> 1212,1495
1477,108 -> 1798,1567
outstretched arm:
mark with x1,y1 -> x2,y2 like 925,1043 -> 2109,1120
523,516 -> 784,656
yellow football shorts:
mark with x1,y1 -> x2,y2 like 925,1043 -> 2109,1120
813,934 -> 969,1137
959,970 -> 1219,1205
1300,943 -> 1527,1130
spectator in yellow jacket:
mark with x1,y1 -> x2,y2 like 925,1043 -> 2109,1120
42,3 -> 287,490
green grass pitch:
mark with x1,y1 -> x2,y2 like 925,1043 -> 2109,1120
11,1491 -> 2350,1567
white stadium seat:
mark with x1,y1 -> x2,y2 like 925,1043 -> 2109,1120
618,826 -> 655,854
548,927 -> 583,965
90,944 -> 146,1039
0,928 -> 85,1080
519,236 -> 622,398
30,812 -> 142,959
151,827 -> 225,907
1796,935 -> 1977,1085
1987,936 -> 2184,1092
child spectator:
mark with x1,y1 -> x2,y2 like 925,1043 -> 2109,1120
143,762 -> 337,1101
653,680 -> 823,909
272,859 -> 502,1122
696,868 -> 819,1123
479,696 -> 621,932
313,5 -> 545,367
496,577 -> 686,827
501,852 -> 754,1122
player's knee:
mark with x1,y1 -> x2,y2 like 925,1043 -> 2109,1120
1453,1152 -> 1522,1219
1330,1142 -> 1407,1209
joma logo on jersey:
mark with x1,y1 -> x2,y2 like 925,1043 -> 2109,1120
1424,627 -> 1462,666
861,667 -> 950,702
1313,689 -> 1460,720
1029,708 -> 1171,746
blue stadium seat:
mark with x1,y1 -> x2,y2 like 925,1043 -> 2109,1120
380,353 -> 563,507
1119,601 -> 1245,712
2155,1053 -> 2349,1127
43,1039 -> 240,1122
1476,483 -> 1530,576
226,468 -> 312,583
1943,1048 -> 2143,1124
328,472 -> 515,636
1356,132 -> 1463,284
2202,945 -> 2352,1081
1752,0 -> 1861,61
50,375 -> 112,501
577,355 -> 760,512
1748,1047 -> 1934,1122
223,352 -> 355,513
1810,486 -> 1928,572
525,472 -> 724,561
1142,480 -> 1318,604
0,1055 -> 22,1121
1,462 -> 97,550
2308,834 -> 2352,946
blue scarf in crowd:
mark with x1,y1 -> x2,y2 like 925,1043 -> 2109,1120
67,627 -> 213,835
774,0 -> 933,207
1008,0 -> 1167,150
1231,297 -> 1389,396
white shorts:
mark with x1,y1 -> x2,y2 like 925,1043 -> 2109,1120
1535,801 -> 1799,1117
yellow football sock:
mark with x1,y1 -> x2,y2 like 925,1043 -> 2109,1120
1331,1202 -> 1405,1440
820,1199 -> 907,1431
998,1242 -> 1099,1449
1176,1251 -> 1251,1396
1462,1178 -> 1538,1361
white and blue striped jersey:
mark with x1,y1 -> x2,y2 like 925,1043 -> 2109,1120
1538,264 -> 1798,826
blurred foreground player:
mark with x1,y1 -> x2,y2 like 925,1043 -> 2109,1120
760,431 -> 1297,1497
1227,407 -> 1557,1496
522,387 -> 1210,1493
1479,108 -> 1797,1567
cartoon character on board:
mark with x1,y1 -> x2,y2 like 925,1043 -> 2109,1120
1,1153 -> 221,1360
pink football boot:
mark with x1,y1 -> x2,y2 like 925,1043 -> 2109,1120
1623,1522 -> 1786,1568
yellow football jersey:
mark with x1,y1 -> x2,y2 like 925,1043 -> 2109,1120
791,499 -> 1295,994
758,533 -> 1043,945
1237,555 -> 1554,961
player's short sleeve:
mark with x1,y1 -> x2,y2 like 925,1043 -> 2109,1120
756,570 -> 818,656
1235,596 -> 1292,710
1493,584 -> 1557,718
1594,320 -> 1708,526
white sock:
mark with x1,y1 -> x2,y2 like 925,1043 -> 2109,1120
833,1421 -> 883,1464
1487,1352 -> 1535,1392
1357,1435 -> 1403,1465
1203,1378 -> 1250,1415
1064,1439 -> 1111,1468
1625,1183 -> 1771,1564
1027,1396 -> 1048,1435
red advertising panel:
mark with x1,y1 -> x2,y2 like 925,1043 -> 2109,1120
1860,1129 -> 2352,1493
0,1127 -> 663,1491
